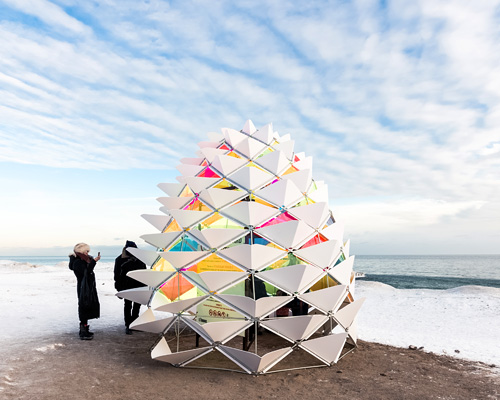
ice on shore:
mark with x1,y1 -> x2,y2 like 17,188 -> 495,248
0,261 -> 499,366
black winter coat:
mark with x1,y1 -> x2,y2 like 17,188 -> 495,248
69,255 -> 100,321
114,254 -> 147,292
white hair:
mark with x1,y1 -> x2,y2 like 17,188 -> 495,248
73,243 -> 90,254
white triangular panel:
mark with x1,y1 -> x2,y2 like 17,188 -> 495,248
142,214 -> 171,232
308,181 -> 329,203
180,157 -> 203,165
242,119 -> 257,135
254,179 -> 304,208
199,320 -> 252,343
127,269 -> 176,288
258,264 -> 324,294
197,141 -> 219,149
293,156 -> 312,171
334,297 -> 366,330
157,182 -> 185,197
219,345 -> 292,374
234,136 -> 268,159
198,187 -> 246,210
129,308 -> 176,333
329,255 -> 354,285
159,251 -> 210,270
282,169 -> 312,193
227,166 -> 274,192
154,295 -> 209,313
115,287 -> 153,305
217,244 -> 287,271
207,132 -> 224,143
321,221 -> 345,244
343,239 -> 350,258
294,240 -> 342,269
252,123 -> 274,145
298,285 -> 348,314
199,147 -> 228,163
255,150 -> 290,176
217,294 -> 293,319
211,154 -> 248,176
223,127 -> 247,148
152,339 -> 212,366
126,247 -> 160,266
188,228 -> 246,250
140,232 -> 183,250
300,333 -> 348,364
220,201 -> 279,228
176,164 -> 205,177
273,140 -> 295,160
261,315 -> 328,341
168,209 -> 213,229
288,202 -> 330,230
177,177 -> 221,195
156,196 -> 193,210
347,318 -> 359,344
255,220 -> 316,250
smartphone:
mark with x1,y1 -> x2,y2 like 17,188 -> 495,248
98,252 -> 101,257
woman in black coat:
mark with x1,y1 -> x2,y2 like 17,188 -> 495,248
114,240 -> 146,334
69,242 -> 101,340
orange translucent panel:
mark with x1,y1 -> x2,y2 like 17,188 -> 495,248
282,165 -> 299,175
201,160 -> 209,166
251,196 -> 276,208
159,271 -> 196,301
196,253 -> 243,273
163,219 -> 182,233
184,198 -> 212,212
200,212 -> 223,228
180,185 -> 194,197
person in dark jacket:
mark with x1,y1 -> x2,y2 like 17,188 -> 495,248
114,240 -> 146,334
68,242 -> 101,340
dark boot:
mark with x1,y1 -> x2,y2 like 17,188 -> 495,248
125,325 -> 133,335
79,323 -> 93,340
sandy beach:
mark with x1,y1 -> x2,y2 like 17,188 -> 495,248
1,261 -> 499,399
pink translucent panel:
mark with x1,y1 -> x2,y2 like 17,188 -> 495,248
198,167 -> 221,178
258,212 -> 296,228
299,234 -> 327,249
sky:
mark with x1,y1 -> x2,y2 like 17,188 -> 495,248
0,0 -> 499,256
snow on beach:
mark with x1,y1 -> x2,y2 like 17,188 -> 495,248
1,260 -> 499,366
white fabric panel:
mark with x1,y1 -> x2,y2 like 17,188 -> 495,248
211,154 -> 247,176
153,342 -> 212,365
207,132 -> 224,142
151,337 -> 171,359
140,231 -> 183,250
294,239 -> 341,269
157,182 -> 185,197
219,345 -> 292,374
321,221 -> 345,244
154,295 -> 209,313
126,247 -> 160,267
183,271 -> 248,293
273,140 -> 294,160
293,156 -> 312,171
217,294 -> 293,319
288,202 -> 330,230
141,214 -> 171,232
176,164 -> 205,177
234,136 -> 268,159
199,147 -> 228,163
201,320 -> 252,343
343,239 -> 350,258
216,294 -> 255,317
127,269 -> 176,288
242,119 -> 257,135
217,244 -> 287,271
255,220 -> 316,250
252,123 -> 274,145
258,264 -> 324,294
334,297 -> 366,330
347,319 -> 359,344
129,309 -> 176,333
255,150 -> 290,176
159,251 -> 210,270
198,187 -> 246,210
168,209 -> 212,229
254,179 -> 304,208
300,333 -> 348,364
281,169 -> 312,193
115,287 -> 153,305
329,255 -> 354,285
180,157 -> 204,165
220,201 -> 279,228
177,177 -> 221,195
188,228 -> 246,250
227,166 -> 274,191
298,285 -> 348,314
150,290 -> 171,310
197,141 -> 219,149
156,196 -> 193,210
261,315 -> 328,341
308,181 -> 329,203
223,127 -> 247,148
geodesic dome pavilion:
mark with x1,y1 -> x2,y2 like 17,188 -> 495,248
117,120 -> 365,375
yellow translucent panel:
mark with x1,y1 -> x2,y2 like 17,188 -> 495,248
180,185 -> 194,197
310,275 -> 338,291
282,165 -> 298,175
186,198 -> 211,212
213,179 -> 233,189
256,147 -> 273,158
266,257 -> 290,270
152,257 -> 176,271
295,198 -> 311,207
203,216 -> 245,230
197,253 -> 243,273
163,219 -> 182,233
226,151 -> 241,158
199,212 -> 223,228
251,195 -> 276,208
